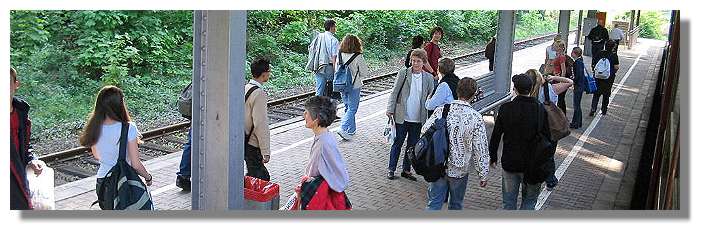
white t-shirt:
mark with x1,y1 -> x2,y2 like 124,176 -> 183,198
546,45 -> 557,60
405,73 -> 424,122
95,122 -> 139,178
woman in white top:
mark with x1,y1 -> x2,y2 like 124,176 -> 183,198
386,49 -> 435,181
79,86 -> 152,197
544,35 -> 562,75
336,34 -> 370,141
526,69 -> 573,190
423,78 -> 490,210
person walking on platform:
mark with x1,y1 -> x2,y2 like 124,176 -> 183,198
526,69 -> 573,190
424,78 -> 489,210
570,47 -> 588,129
590,40 -> 620,116
244,58 -> 273,181
10,67 -> 43,210
386,49 -> 435,181
587,21 -> 609,69
175,127 -> 192,191
609,27 -> 624,53
336,35 -> 369,141
300,96 -> 351,210
425,57 -> 458,112
485,36 -> 496,72
489,74 -> 551,210
80,86 -> 153,201
424,26 -> 444,80
403,35 -> 425,68
306,19 -> 340,97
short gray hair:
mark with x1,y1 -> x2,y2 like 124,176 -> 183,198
438,57 -> 455,75
304,96 -> 337,128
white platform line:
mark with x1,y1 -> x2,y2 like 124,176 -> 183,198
534,48 -> 645,210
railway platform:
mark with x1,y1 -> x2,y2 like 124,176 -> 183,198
54,36 -> 665,210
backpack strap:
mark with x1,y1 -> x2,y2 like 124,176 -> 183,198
395,68 -> 409,104
244,85 -> 260,144
542,82 -> 552,105
441,103 -> 451,119
118,122 -> 129,162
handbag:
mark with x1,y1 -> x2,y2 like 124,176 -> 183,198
383,117 -> 396,145
542,83 -> 570,142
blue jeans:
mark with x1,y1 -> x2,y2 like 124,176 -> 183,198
571,85 -> 585,127
427,175 -> 469,210
545,142 -> 558,188
314,65 -> 334,96
388,121 -> 422,173
177,128 -> 192,177
502,170 -> 542,210
340,88 -> 361,135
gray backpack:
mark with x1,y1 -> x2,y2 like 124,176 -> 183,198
178,82 -> 192,119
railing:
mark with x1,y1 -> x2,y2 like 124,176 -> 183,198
627,26 -> 640,49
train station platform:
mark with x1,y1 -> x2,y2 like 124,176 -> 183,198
54,37 -> 665,210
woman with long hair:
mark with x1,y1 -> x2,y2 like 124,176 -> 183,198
80,86 -> 152,202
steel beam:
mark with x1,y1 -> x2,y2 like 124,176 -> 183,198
558,10 -> 571,48
191,10 -> 246,211
494,10 -> 516,97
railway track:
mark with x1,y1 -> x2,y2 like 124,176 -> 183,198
44,31 -> 569,185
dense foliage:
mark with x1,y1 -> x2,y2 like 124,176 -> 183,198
11,10 -> 576,140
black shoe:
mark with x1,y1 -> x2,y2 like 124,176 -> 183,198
589,110 -> 596,117
601,110 -> 607,115
176,175 -> 191,191
400,172 -> 417,181
387,172 -> 397,180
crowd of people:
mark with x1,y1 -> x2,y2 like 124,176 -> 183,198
9,19 -> 621,211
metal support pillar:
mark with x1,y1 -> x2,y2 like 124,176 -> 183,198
575,10 -> 583,45
494,10 -> 516,96
636,10 -> 641,27
558,10 -> 571,48
191,10 -> 247,210
629,10 -> 636,31
583,10 -> 598,57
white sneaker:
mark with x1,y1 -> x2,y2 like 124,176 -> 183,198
337,130 -> 352,141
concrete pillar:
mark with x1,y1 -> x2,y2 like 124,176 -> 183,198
558,10 -> 571,48
191,10 -> 247,210
494,10 -> 516,96
583,10 -> 598,57
575,10 -> 583,45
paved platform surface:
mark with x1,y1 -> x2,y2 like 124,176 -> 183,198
54,37 -> 665,210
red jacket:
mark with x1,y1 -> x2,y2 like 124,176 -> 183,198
304,179 -> 351,210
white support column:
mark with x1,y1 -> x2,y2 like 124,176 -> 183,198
575,10 -> 583,45
191,10 -> 246,211
583,10 -> 598,57
558,10 -> 571,47
494,10 -> 516,96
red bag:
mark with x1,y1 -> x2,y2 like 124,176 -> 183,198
243,176 -> 279,202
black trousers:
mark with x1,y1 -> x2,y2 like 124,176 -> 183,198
245,144 -> 270,181
489,58 -> 494,71
557,92 -> 567,116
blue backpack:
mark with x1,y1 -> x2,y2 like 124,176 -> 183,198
583,65 -> 598,94
332,52 -> 360,93
409,104 -> 451,182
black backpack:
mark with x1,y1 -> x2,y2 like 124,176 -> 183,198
409,104 -> 451,182
92,123 -> 154,210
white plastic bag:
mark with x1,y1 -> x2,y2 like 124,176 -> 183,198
26,160 -> 55,210
383,117 -> 396,145
279,192 -> 300,210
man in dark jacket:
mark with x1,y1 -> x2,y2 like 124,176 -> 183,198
587,21 -> 609,69
489,74 -> 551,210
10,67 -> 42,210
570,47 -> 587,129
485,36 -> 496,71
